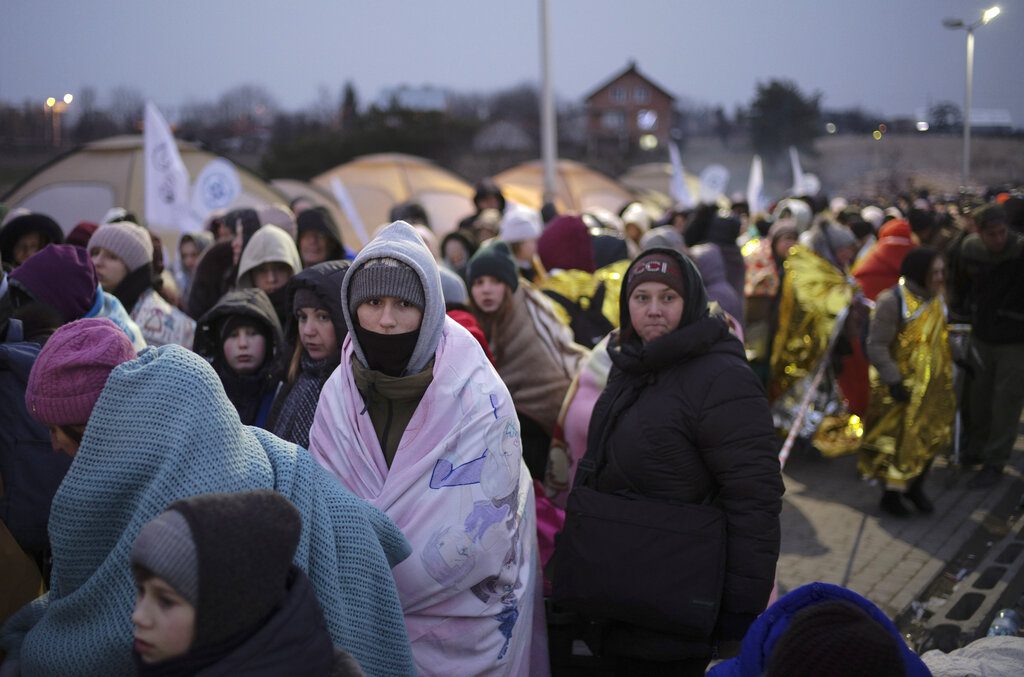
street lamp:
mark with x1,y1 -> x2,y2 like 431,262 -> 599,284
43,93 -> 74,147
943,6 -> 1001,185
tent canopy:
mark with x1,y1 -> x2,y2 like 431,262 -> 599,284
618,162 -> 701,209
311,153 -> 475,242
3,136 -> 286,239
270,178 -> 364,252
492,159 -> 634,215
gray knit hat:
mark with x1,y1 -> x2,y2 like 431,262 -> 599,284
438,266 -> 469,306
348,257 -> 425,313
87,222 -> 154,272
130,510 -> 199,606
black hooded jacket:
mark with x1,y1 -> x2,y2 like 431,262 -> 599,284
194,288 -> 285,427
187,208 -> 262,320
296,207 -> 346,266
585,247 -> 783,656
136,568 -> 361,677
265,260 -> 350,438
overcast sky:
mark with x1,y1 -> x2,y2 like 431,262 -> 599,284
2,0 -> 1021,124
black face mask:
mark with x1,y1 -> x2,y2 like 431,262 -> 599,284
354,325 -> 420,377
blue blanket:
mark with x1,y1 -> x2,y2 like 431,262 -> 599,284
1,345 -> 414,677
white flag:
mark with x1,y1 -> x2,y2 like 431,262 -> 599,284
189,158 -> 241,231
329,177 -> 370,246
788,146 -> 805,196
144,102 -> 190,231
747,155 -> 766,214
667,142 -> 695,208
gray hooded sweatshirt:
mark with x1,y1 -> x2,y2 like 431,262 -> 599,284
340,221 -> 446,465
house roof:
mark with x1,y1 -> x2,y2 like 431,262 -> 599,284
584,60 -> 677,103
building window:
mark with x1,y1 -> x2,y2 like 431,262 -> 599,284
634,87 -> 650,103
610,86 -> 627,103
637,109 -> 658,130
602,110 -> 626,130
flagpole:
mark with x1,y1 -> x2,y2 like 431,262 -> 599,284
538,0 -> 558,206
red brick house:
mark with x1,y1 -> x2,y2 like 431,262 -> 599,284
584,61 -> 676,155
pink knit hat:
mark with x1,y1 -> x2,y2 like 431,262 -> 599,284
26,318 -> 137,426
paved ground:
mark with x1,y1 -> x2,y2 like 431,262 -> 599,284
777,438 -> 1024,621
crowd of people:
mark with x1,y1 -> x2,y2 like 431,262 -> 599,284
0,176 -> 1022,675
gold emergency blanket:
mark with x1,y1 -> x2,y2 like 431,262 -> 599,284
858,282 -> 955,488
769,246 -> 863,456
539,259 -> 631,329
769,245 -> 852,402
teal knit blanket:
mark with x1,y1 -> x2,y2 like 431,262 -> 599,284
1,345 -> 414,676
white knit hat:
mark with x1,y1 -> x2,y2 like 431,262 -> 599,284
621,203 -> 651,232
499,208 -> 542,243
87,222 -> 154,272
860,206 -> 885,229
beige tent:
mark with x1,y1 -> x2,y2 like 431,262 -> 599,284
270,178 -> 365,252
491,159 -> 634,214
311,153 -> 475,241
618,163 -> 702,208
3,136 -> 286,244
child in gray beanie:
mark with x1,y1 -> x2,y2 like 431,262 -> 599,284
129,490 -> 363,676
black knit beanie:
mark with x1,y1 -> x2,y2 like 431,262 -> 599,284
466,241 -> 519,291
160,490 -> 302,648
765,601 -> 906,677
348,257 -> 425,314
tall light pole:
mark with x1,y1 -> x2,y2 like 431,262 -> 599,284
538,0 -> 558,206
943,6 -> 1001,185
44,93 -> 74,147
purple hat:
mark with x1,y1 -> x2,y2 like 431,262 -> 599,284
26,318 -> 137,426
9,244 -> 99,322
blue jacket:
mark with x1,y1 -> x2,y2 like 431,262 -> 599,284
709,582 -> 931,677
0,320 -> 73,558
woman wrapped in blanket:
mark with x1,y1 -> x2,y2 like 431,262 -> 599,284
308,221 -> 544,676
859,248 -> 954,516
0,318 -> 415,677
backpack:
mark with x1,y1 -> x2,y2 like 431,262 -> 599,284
543,283 -> 614,349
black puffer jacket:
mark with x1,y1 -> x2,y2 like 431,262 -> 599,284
194,288 -> 285,426
587,248 -> 783,656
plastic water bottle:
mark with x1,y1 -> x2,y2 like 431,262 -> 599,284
987,609 -> 1021,637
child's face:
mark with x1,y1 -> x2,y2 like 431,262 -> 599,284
223,324 -> 267,375
179,241 -> 200,273
296,306 -> 338,361
132,576 -> 195,664
471,275 -> 508,314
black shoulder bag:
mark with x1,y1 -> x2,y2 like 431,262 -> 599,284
551,397 -> 727,639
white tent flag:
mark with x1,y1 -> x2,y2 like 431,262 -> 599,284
144,102 -> 191,231
698,164 -> 730,204
189,158 -> 241,231
747,155 -> 766,215
788,146 -> 805,196
329,176 -> 371,246
667,141 -> 695,208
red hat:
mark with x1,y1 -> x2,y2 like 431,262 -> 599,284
537,215 -> 595,273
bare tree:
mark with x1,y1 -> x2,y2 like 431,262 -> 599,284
108,85 -> 145,132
